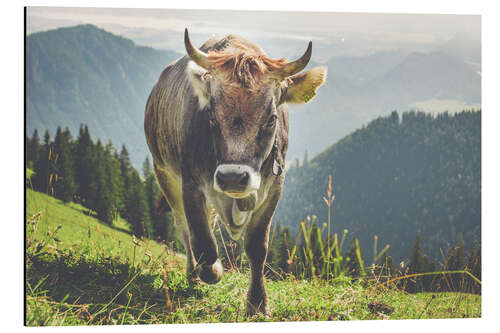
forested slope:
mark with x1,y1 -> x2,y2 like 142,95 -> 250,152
26,24 -> 180,166
276,110 -> 481,261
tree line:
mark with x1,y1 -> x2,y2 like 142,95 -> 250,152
26,125 -> 177,245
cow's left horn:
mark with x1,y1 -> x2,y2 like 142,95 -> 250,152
184,28 -> 212,70
273,41 -> 312,79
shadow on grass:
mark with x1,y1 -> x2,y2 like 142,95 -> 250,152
65,204 -> 134,236
26,250 -> 205,320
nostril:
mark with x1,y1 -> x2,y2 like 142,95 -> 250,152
216,172 -> 225,188
240,172 -> 249,186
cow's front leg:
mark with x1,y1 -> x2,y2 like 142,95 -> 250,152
244,191 -> 279,316
182,181 -> 222,284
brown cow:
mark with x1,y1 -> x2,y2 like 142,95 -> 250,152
144,29 -> 326,316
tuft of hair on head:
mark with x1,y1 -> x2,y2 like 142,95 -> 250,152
208,46 -> 287,88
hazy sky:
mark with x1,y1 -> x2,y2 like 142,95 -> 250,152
27,7 -> 480,56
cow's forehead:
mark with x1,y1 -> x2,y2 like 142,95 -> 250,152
213,81 -> 274,113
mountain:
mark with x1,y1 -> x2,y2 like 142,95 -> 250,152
437,32 -> 481,64
26,25 -> 480,167
374,51 -> 481,104
26,24 -> 181,167
276,110 -> 481,261
286,50 -> 481,161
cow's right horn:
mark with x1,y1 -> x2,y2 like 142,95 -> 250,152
184,28 -> 212,70
272,41 -> 312,80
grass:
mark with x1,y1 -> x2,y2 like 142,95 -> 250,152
26,188 -> 175,261
25,189 -> 481,326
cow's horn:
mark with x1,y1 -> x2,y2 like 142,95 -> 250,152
273,41 -> 312,79
184,28 -> 212,70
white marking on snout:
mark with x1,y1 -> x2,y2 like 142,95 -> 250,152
213,164 -> 261,197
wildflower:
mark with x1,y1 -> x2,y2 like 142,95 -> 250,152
323,175 -> 335,207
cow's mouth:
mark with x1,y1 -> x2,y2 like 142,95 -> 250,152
225,191 -> 250,199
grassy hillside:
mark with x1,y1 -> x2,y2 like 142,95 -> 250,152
26,188 -> 174,262
25,189 -> 480,325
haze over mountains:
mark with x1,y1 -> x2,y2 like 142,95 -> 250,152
26,23 -> 480,166
27,8 -> 480,58
288,42 -> 480,158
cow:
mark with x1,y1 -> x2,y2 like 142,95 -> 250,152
144,29 -> 326,316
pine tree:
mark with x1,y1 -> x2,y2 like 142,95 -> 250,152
53,127 -> 77,202
142,156 -> 152,178
119,145 -> 131,181
408,235 -> 425,275
119,145 -> 132,219
32,130 -> 54,194
88,140 -> 114,224
443,241 -> 466,291
407,235 -> 436,292
274,226 -> 295,276
75,125 -> 94,205
104,141 -> 123,223
27,129 -> 40,170
126,169 -> 152,238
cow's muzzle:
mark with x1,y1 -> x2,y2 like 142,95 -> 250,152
213,164 -> 261,198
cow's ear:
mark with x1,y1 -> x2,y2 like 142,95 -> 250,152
187,61 -> 211,109
280,66 -> 327,104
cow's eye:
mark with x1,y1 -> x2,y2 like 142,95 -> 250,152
267,115 -> 277,127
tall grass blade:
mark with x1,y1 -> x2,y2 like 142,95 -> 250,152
355,238 -> 365,276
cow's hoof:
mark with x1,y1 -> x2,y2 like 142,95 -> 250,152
187,273 -> 201,286
199,259 -> 223,284
246,302 -> 270,318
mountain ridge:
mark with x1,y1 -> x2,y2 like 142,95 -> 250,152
287,48 -> 481,160
26,24 -> 181,167
26,24 -> 480,167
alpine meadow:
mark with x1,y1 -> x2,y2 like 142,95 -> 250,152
25,9 -> 481,326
